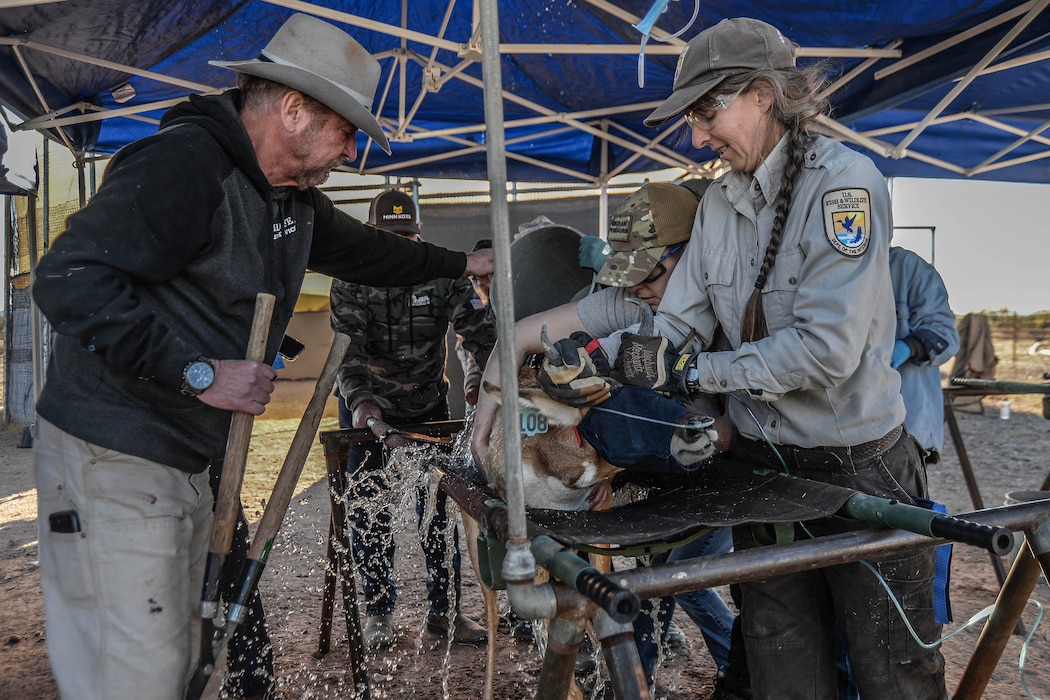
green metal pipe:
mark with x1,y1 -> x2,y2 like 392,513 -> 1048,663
841,493 -> 1014,555
530,535 -> 640,623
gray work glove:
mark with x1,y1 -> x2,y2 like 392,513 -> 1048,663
670,412 -> 718,470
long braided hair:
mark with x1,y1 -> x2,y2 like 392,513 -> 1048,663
701,66 -> 830,343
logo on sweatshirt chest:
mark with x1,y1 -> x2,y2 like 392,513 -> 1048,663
411,293 -> 431,308
273,216 -> 298,241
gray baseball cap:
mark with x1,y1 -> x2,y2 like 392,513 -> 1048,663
645,18 -> 795,127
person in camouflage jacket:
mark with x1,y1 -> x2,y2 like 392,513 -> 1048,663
332,276 -> 494,418
330,189 -> 496,648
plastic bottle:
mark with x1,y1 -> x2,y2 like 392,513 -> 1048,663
999,399 -> 1011,420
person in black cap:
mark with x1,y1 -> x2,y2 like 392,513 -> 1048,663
30,13 -> 493,700
539,17 -> 947,700
331,188 -> 495,649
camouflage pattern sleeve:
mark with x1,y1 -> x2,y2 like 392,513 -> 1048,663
329,279 -> 375,411
448,277 -> 496,370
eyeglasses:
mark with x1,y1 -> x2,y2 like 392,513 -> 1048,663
683,92 -> 739,131
639,244 -> 684,285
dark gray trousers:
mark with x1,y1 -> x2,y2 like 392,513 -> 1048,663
733,431 -> 948,700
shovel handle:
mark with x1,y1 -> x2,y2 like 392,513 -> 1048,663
225,333 -> 351,629
248,333 -> 350,561
209,293 -> 276,556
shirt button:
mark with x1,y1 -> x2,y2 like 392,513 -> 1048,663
720,380 -> 728,388
750,258 -> 755,267
789,277 -> 797,284
704,272 -> 708,280
771,420 -> 777,428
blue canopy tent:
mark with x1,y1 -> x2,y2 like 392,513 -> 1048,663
2,0 -> 1050,183
3,10 -> 1050,693
2,0 -> 1050,431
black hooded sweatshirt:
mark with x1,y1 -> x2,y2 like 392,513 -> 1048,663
33,91 -> 465,473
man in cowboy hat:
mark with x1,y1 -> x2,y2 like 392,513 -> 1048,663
31,13 -> 492,700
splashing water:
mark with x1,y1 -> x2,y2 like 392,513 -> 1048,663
336,435 -> 474,696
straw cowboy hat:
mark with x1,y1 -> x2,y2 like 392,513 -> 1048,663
211,12 -> 391,154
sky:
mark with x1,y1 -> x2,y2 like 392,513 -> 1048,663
888,177 -> 1048,316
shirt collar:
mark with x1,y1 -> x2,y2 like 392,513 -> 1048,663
721,131 -> 791,213
750,133 -> 790,207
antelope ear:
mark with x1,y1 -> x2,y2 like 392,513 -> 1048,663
517,387 -> 585,427
482,380 -> 503,406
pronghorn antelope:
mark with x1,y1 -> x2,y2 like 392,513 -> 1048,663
464,364 -> 622,700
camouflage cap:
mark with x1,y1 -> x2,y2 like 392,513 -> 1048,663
596,182 -> 704,287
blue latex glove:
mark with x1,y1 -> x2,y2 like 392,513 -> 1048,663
578,236 -> 612,273
890,339 -> 912,369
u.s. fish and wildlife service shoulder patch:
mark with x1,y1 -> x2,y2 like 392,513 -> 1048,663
822,188 -> 871,257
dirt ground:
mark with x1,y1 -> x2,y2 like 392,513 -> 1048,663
2,346 -> 1050,700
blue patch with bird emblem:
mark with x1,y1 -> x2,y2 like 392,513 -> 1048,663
822,188 -> 871,257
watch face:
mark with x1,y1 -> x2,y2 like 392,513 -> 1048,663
186,361 -> 214,391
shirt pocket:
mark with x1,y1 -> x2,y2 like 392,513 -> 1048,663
761,245 -> 803,332
699,251 -> 738,340
406,290 -> 448,344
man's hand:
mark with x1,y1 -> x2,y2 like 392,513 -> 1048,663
197,359 -> 277,415
615,333 -> 692,395
353,400 -> 411,449
670,412 -> 719,469
538,329 -> 618,407
464,386 -> 480,408
464,246 -> 494,279
351,399 -> 382,429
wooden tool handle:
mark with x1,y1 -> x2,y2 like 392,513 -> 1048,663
248,332 -> 351,560
209,292 -> 276,555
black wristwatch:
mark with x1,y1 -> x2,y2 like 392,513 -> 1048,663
684,357 -> 701,395
180,358 -> 215,397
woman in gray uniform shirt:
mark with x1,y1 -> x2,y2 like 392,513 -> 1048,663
548,17 -> 947,700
